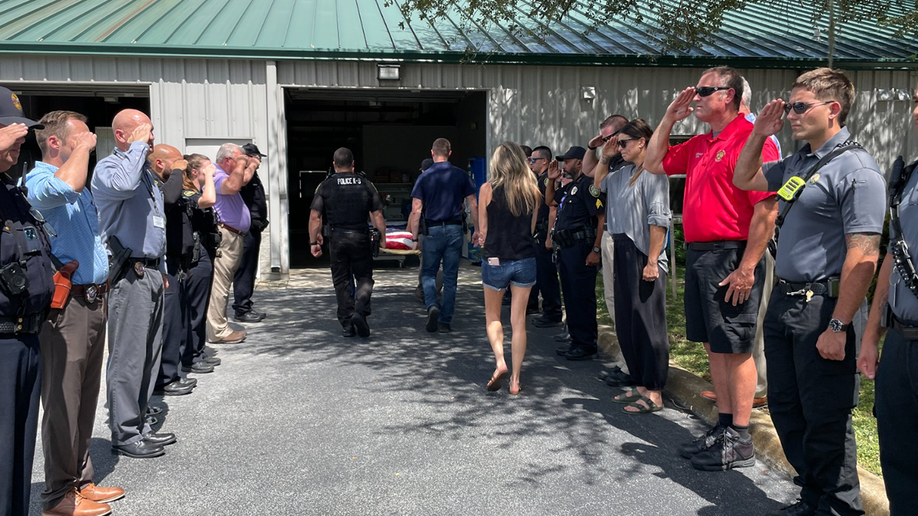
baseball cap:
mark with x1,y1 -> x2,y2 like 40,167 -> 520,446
242,143 -> 266,157
420,158 -> 434,171
0,86 -> 42,128
556,146 -> 586,161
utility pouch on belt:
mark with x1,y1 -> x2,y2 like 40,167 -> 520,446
552,229 -> 573,248
370,229 -> 381,258
192,232 -> 203,264
107,236 -> 132,284
51,260 -> 79,309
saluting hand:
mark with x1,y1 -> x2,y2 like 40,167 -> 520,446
73,131 -> 97,151
247,156 -> 261,169
172,159 -> 188,172
753,99 -> 787,137
128,123 -> 153,146
203,163 -> 216,176
0,123 -> 28,150
588,133 -> 604,150
664,87 -> 696,122
600,135 -> 619,160
547,160 -> 561,180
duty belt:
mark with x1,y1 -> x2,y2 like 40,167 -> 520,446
686,240 -> 746,251
129,257 -> 161,278
890,314 -> 918,341
777,277 -> 840,299
72,282 -> 110,303
0,313 -> 44,334
552,226 -> 596,248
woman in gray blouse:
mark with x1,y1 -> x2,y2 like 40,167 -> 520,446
595,119 -> 672,413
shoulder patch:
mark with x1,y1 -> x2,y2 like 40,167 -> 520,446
543,177 -> 549,187
589,185 -> 600,198
183,190 -> 195,197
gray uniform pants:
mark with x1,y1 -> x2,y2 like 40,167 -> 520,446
107,268 -> 164,445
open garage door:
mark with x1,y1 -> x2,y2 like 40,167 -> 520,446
0,83 -> 150,176
284,88 -> 487,268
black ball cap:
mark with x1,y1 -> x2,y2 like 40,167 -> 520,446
242,143 -> 266,157
0,86 -> 42,129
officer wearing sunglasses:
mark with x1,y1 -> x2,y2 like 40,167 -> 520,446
735,67 -> 886,516
645,66 -> 780,474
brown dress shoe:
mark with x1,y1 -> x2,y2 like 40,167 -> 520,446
79,483 -> 125,503
42,489 -> 111,516
211,329 -> 247,344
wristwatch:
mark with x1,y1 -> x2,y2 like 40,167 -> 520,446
828,318 -> 848,332
592,246 -> 601,254
309,241 -> 318,246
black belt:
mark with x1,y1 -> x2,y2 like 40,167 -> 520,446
777,277 -> 839,298
129,257 -> 161,269
218,222 -> 246,236
330,227 -> 368,234
425,219 -> 463,227
891,314 -> 918,340
0,314 -> 44,334
72,282 -> 110,303
686,240 -> 746,251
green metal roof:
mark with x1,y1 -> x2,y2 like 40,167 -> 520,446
0,0 -> 916,68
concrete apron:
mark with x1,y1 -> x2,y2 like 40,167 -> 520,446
596,325 -> 890,516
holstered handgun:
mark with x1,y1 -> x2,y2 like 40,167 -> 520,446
107,236 -> 132,284
191,232 -> 203,264
370,228 -> 381,258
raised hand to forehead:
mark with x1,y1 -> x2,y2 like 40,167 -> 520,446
547,159 -> 561,180
666,87 -> 696,121
73,131 -> 97,150
753,99 -> 787,137
0,123 -> 28,150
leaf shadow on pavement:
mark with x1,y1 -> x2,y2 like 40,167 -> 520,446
230,266 -> 794,515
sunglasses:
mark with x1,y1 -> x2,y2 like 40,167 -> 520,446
695,86 -> 732,97
601,131 -> 620,143
528,157 -> 546,163
617,138 -> 639,149
783,100 -> 833,115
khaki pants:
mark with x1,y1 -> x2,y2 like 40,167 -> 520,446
207,227 -> 244,340
753,251 -> 774,397
40,294 -> 107,509
601,231 -> 616,329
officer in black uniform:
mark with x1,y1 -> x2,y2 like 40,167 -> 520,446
309,147 -> 386,337
0,93 -> 54,516
233,143 -> 269,323
545,146 -> 605,361
530,145 -> 564,328
181,154 -> 222,372
859,85 -> 918,515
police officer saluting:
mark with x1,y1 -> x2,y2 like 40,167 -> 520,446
0,88 -> 55,516
858,81 -> 918,516
309,147 -> 386,337
735,68 -> 886,516
546,146 -> 604,360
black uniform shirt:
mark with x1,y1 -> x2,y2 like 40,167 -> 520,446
240,171 -> 268,231
554,173 -> 603,231
311,173 -> 383,231
0,175 -> 55,319
161,169 -> 194,260
185,189 -> 219,254
536,171 -> 551,224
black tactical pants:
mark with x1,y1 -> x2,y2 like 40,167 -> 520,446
329,229 -> 374,327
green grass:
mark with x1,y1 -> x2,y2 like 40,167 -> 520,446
595,252 -> 882,477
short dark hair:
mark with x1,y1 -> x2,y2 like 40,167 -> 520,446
35,110 -> 87,153
703,66 -> 743,111
333,147 -> 354,168
618,118 -> 654,142
520,145 -> 532,157
793,68 -> 855,126
600,115 -> 628,132
432,138 -> 451,158
532,145 -> 552,161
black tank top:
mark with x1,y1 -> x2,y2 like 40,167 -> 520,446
484,185 -> 535,260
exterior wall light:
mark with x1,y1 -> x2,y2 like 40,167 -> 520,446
378,64 -> 400,80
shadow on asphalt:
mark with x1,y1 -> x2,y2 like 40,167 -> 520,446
243,272 -> 790,515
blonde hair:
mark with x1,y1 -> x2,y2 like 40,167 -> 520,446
488,142 -> 540,217
183,153 -> 209,192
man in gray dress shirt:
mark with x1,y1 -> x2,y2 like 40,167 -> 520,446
91,109 -> 176,459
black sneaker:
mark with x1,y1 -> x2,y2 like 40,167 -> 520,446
553,332 -> 572,342
342,323 -> 356,338
426,306 -> 440,333
437,322 -> 451,333
565,347 -> 598,361
556,345 -> 573,356
351,313 -> 370,338
532,317 -> 563,328
679,425 -> 724,459
766,500 -> 817,516
690,426 -> 755,471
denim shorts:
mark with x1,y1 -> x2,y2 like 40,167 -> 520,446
481,257 -> 537,291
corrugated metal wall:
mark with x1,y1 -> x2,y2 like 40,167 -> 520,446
2,54 -> 916,274
279,60 -> 918,171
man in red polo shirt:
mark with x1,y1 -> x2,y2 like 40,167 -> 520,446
645,66 -> 779,471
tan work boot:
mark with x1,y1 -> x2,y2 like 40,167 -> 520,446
211,329 -> 246,344
79,482 -> 125,503
42,489 -> 112,516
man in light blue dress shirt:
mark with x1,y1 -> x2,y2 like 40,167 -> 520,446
26,110 -> 125,515
90,109 -> 175,459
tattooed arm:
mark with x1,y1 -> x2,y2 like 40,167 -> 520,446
815,232 -> 881,360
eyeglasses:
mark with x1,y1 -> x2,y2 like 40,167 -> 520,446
695,86 -> 732,97
528,157 -> 546,163
617,138 -> 639,149
783,100 -> 833,115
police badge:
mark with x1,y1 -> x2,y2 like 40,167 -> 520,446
133,261 -> 145,278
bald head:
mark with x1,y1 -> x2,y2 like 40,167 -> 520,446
149,144 -> 183,179
112,109 -> 153,152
